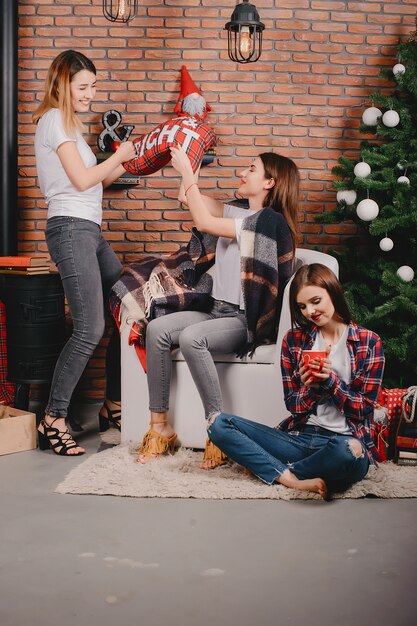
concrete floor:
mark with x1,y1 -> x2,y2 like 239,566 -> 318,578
0,404 -> 416,626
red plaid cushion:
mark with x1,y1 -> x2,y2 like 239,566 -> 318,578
0,300 -> 15,406
123,116 -> 216,176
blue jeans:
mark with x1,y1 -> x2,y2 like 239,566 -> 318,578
146,300 -> 247,418
45,216 -> 122,418
208,413 -> 370,491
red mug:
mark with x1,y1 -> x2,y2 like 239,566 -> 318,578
302,350 -> 327,378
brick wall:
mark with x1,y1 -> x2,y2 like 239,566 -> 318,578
16,0 -> 417,401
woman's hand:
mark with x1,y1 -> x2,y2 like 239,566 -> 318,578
299,362 -> 320,388
114,141 -> 136,164
169,144 -> 194,178
308,354 -> 332,383
299,348 -> 332,388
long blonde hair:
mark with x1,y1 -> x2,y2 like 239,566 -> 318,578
259,152 -> 300,254
32,50 -> 96,135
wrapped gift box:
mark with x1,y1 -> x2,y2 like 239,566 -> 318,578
373,388 -> 408,460
0,405 -> 37,455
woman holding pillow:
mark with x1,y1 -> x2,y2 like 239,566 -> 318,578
137,148 -> 300,469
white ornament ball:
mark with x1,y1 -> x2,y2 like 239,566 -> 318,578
397,265 -> 414,282
354,162 -> 371,178
379,237 -> 394,252
382,110 -> 400,127
397,175 -> 410,185
356,198 -> 379,221
336,189 -> 357,205
393,63 -> 406,76
362,107 -> 382,126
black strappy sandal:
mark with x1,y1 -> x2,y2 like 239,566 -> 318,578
98,401 -> 122,432
37,418 -> 85,456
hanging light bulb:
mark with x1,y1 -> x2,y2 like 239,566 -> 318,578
224,0 -> 265,64
239,26 -> 253,55
103,0 -> 138,23
118,0 -> 127,21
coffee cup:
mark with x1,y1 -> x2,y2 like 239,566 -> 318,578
302,350 -> 327,378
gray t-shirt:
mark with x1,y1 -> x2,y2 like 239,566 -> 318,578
35,108 -> 103,225
211,203 -> 255,309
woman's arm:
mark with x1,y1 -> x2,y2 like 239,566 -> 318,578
103,164 -> 126,189
281,334 -> 323,419
319,333 -> 385,422
170,145 -> 236,238
178,170 -> 224,217
57,141 -> 136,192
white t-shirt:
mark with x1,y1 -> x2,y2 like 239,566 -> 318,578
307,325 -> 351,434
211,203 -> 255,309
35,108 -> 103,225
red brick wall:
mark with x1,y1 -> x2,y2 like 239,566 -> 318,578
16,0 -> 416,400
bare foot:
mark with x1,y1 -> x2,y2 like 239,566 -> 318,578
43,416 -> 85,455
200,458 -> 219,470
278,469 -> 327,499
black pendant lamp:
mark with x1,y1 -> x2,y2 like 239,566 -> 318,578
224,0 -> 265,64
103,0 -> 138,23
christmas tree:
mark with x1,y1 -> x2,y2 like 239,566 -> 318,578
320,28 -> 417,387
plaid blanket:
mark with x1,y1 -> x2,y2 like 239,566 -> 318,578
0,300 -> 15,406
110,207 -> 293,355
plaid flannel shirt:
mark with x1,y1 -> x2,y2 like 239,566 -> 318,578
279,322 -> 385,463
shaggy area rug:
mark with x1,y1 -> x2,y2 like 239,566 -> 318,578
55,443 -> 417,500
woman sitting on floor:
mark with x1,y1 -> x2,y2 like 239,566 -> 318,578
208,263 -> 385,499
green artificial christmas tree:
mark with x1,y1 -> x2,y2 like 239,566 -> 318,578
320,28 -> 417,387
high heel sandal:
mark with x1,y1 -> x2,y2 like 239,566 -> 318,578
99,401 -> 121,432
37,418 -> 85,456
136,420 -> 177,462
201,438 -> 228,469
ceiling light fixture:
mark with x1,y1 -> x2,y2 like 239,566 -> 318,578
102,0 -> 138,23
224,0 -> 265,64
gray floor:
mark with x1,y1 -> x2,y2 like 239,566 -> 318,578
0,404 -> 416,626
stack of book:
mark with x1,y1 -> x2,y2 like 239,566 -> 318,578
396,429 -> 417,466
0,256 -> 56,275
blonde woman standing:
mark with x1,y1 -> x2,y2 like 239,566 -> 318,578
33,50 -> 135,456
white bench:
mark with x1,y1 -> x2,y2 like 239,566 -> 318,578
120,248 -> 339,448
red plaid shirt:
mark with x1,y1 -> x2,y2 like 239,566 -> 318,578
279,323 -> 385,463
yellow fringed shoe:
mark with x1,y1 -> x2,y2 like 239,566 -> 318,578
136,421 -> 177,464
200,438 -> 228,470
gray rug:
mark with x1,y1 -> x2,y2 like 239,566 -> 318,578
55,443 -> 417,500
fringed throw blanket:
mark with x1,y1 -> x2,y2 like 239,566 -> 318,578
110,228 -> 217,345
110,207 -> 293,357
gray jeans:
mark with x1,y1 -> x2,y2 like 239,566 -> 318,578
45,216 -> 122,418
146,300 -> 248,419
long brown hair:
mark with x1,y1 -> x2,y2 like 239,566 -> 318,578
32,50 -> 96,135
259,152 -> 300,254
289,263 -> 352,331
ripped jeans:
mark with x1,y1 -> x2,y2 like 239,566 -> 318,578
208,414 -> 370,491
